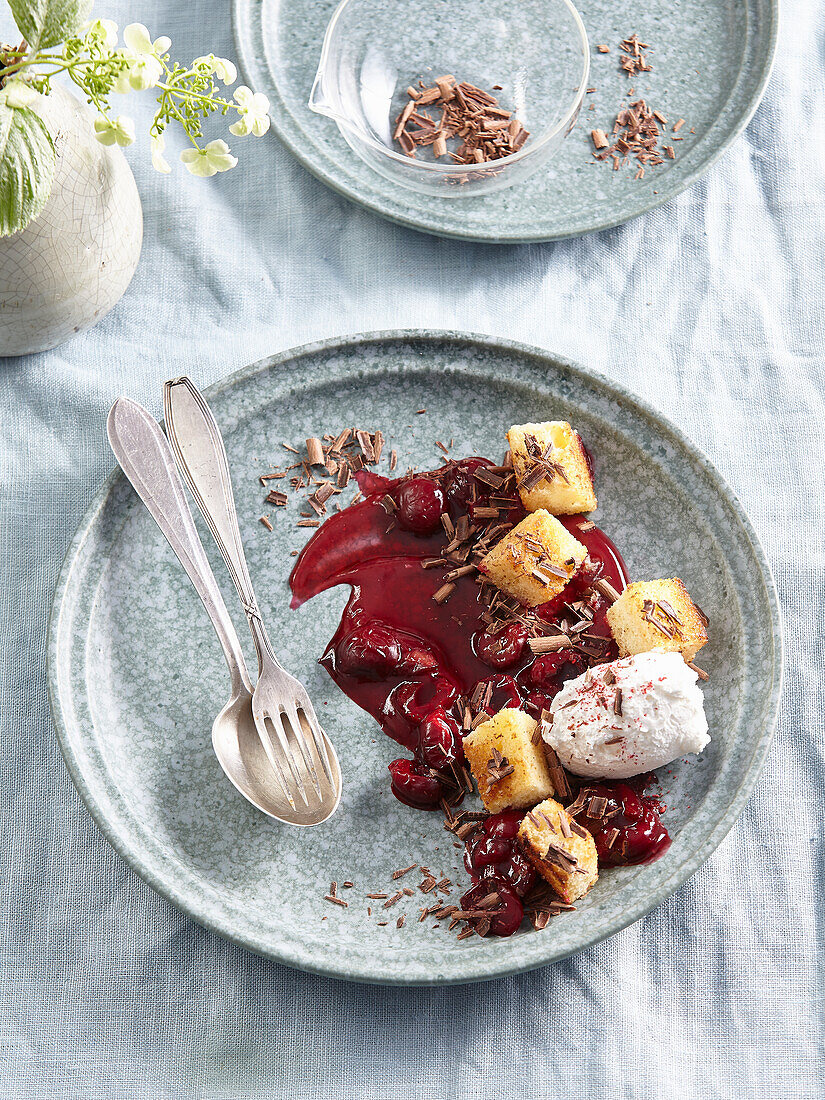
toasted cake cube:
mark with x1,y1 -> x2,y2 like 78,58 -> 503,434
518,798 -> 599,903
507,421 -> 597,515
480,509 -> 587,607
463,708 -> 554,813
606,578 -> 709,663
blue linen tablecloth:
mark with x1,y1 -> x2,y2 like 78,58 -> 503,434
1,0 -> 823,1096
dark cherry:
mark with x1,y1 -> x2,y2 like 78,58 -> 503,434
380,676 -> 459,747
388,759 -> 443,809
469,835 -> 512,867
486,850 -> 536,897
464,811 -> 536,898
482,810 -> 523,840
395,477 -> 445,535
443,457 -> 493,517
577,782 -> 671,866
474,623 -> 528,670
528,649 -> 586,686
472,674 -> 522,713
418,707 -> 463,768
523,689 -> 561,716
335,621 -> 438,681
460,877 -> 524,937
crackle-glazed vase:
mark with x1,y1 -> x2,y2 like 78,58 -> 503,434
0,86 -> 143,356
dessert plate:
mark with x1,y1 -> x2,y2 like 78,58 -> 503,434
48,332 -> 781,984
232,0 -> 778,241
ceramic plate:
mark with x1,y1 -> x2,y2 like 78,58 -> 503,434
48,332 -> 781,984
233,0 -> 777,241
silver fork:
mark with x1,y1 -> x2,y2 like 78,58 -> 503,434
163,376 -> 339,814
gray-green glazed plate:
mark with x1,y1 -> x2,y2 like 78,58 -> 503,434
48,332 -> 781,984
233,0 -> 778,241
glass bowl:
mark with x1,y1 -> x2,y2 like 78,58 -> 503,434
308,0 -> 589,199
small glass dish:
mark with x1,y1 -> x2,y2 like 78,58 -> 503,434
308,0 -> 589,199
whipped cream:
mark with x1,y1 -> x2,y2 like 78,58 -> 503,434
544,651 -> 709,778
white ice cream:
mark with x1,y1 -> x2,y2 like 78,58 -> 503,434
545,651 -> 709,779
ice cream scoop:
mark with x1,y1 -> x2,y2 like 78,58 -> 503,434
545,651 -> 709,779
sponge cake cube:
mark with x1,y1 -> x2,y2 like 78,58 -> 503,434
518,798 -> 599,903
606,578 -> 709,663
480,509 -> 587,607
463,708 -> 554,813
507,422 -> 597,515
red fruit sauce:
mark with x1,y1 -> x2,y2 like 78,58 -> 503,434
574,776 -> 671,866
289,457 -> 672,932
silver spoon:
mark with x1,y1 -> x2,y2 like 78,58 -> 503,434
106,397 -> 342,826
163,376 -> 341,821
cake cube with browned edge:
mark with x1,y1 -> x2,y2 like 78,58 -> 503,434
518,798 -> 599,904
463,708 -> 554,813
480,509 -> 587,607
507,421 -> 597,515
606,578 -> 709,663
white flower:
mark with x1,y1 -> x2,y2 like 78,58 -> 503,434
229,85 -> 270,137
124,23 -> 171,59
126,54 -> 162,90
0,79 -> 38,109
180,139 -> 237,177
111,50 -> 135,93
116,23 -> 170,90
151,134 -> 171,174
94,115 -> 135,147
193,54 -> 237,85
83,18 -> 119,51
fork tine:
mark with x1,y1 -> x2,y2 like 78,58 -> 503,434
252,717 -> 297,809
259,709 -> 311,807
283,703 -> 323,798
297,701 -> 336,787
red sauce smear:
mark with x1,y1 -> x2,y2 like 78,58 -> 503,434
289,457 -> 671,932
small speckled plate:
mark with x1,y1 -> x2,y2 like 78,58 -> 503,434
232,0 -> 777,241
48,333 -> 781,985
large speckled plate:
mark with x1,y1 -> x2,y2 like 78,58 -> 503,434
232,0 -> 777,241
48,333 -> 781,984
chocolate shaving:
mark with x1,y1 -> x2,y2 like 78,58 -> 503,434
642,599 -> 676,638
305,437 -> 325,466
594,578 -> 621,603
485,747 -> 514,790
392,863 -> 418,879
393,75 -> 530,168
588,795 -> 608,819
542,742 -> 572,800
433,582 -> 456,605
592,78 -> 681,181
528,634 -> 572,654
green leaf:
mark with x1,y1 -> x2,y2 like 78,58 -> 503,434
0,104 -> 56,236
8,0 -> 93,50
